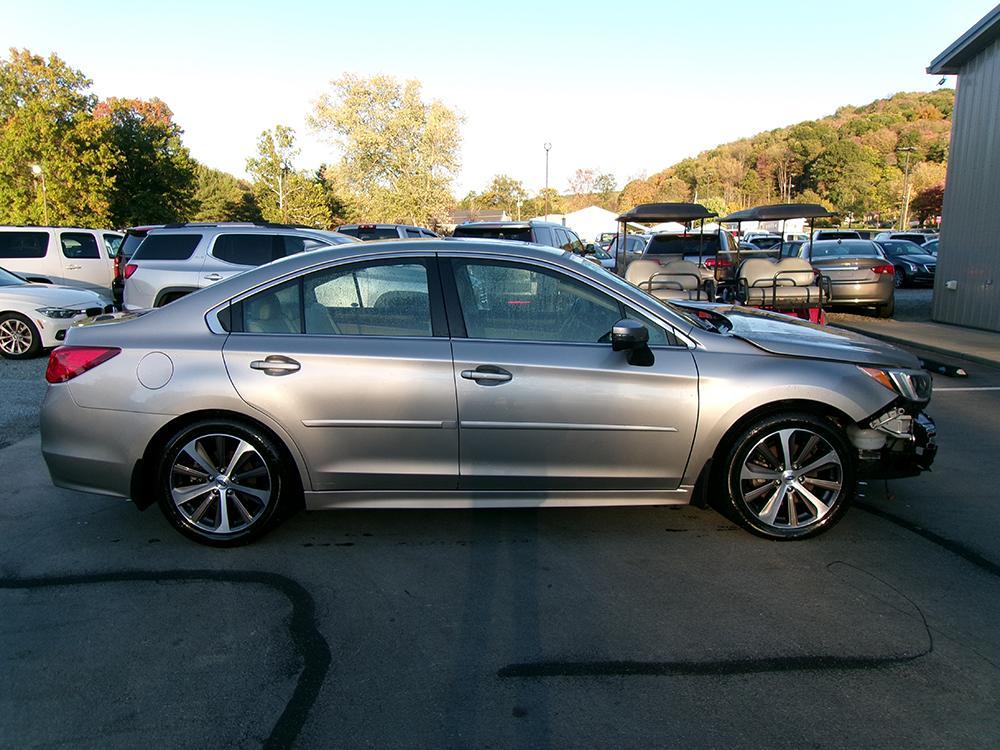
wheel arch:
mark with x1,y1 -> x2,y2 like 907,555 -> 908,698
130,408 -> 307,510
689,398 -> 856,505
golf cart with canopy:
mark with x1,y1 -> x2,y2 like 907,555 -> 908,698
718,204 -> 835,324
615,203 -> 726,303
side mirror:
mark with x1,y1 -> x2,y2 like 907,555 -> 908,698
612,320 -> 654,366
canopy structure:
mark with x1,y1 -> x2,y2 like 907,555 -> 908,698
614,203 -> 716,273
719,203 -> 835,223
617,202 -> 717,224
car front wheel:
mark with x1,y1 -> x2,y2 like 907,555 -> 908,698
894,268 -> 906,288
156,420 -> 293,546
722,413 -> 855,540
0,313 -> 42,359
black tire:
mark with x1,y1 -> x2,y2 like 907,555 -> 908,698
720,412 -> 855,540
876,297 -> 895,318
156,419 -> 295,546
893,268 -> 906,289
0,312 -> 42,359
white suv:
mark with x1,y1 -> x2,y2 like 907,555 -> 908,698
0,226 -> 123,294
123,223 -> 358,309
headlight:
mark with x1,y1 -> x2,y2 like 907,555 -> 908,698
35,307 -> 81,319
858,366 -> 932,402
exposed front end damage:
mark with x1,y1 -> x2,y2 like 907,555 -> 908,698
849,404 -> 937,480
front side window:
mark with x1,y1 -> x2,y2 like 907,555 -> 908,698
452,260 -> 621,344
60,232 -> 100,260
624,306 -> 679,347
241,261 -> 433,337
0,231 -> 48,258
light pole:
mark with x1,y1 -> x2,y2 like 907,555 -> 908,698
30,164 -> 48,225
897,147 -> 915,230
543,142 -> 552,220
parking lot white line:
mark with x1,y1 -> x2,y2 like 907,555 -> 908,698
933,386 -> 1000,392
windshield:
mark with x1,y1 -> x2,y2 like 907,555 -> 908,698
816,231 -> 861,240
747,236 -> 782,250
808,240 -> 881,258
0,267 -> 27,286
880,240 -> 925,257
453,225 -> 533,242
645,233 -> 721,256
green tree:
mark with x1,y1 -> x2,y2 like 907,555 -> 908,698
478,174 -> 528,217
310,74 -> 462,226
191,164 -> 261,222
246,125 -> 332,227
95,97 -> 197,226
0,49 -> 117,226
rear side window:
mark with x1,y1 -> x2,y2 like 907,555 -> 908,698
0,231 -> 48,258
60,232 -> 100,259
531,226 -> 554,246
405,229 -> 422,238
104,234 -> 123,257
134,234 -> 201,261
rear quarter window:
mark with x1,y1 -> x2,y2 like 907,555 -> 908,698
133,234 -> 202,261
0,231 -> 49,258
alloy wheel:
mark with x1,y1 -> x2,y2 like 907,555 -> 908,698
169,433 -> 273,537
0,318 -> 33,355
894,269 -> 905,288
739,428 -> 843,529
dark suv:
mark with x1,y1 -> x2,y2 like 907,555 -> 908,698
336,224 -> 438,241
452,221 -> 586,252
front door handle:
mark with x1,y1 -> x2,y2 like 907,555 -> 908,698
204,273 -> 224,282
65,264 -> 82,270
461,366 -> 512,384
250,356 -> 301,376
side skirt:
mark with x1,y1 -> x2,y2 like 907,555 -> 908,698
303,487 -> 695,510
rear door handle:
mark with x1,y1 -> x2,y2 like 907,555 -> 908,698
250,356 -> 301,376
461,366 -> 512,384
65,264 -> 82,270
204,273 -> 224,282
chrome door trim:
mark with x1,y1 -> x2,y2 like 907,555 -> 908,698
302,419 -> 455,429
459,421 -> 678,432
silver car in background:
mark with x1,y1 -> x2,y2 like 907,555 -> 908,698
41,240 -> 936,545
783,239 -> 896,318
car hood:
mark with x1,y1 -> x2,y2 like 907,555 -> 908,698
680,304 -> 921,368
0,283 -> 106,308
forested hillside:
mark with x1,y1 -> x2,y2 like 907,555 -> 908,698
617,90 -> 953,223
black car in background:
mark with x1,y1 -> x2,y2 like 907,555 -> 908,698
876,240 -> 937,287
112,225 -> 162,306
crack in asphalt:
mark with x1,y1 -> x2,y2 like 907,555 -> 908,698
0,569 -> 331,750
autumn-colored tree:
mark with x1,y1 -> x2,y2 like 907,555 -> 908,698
310,74 -> 462,227
910,184 -> 944,224
0,49 -> 117,226
95,97 -> 197,226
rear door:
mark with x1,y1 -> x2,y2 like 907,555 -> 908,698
57,230 -> 113,292
222,254 -> 458,492
443,255 -> 699,491
201,232 -> 329,288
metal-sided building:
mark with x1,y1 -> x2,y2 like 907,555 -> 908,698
928,5 -> 1000,332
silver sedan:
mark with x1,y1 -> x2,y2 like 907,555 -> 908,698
40,240 -> 936,545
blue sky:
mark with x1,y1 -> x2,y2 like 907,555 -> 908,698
2,0 -> 993,195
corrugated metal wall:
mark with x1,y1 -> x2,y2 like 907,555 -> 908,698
932,35 -> 1000,332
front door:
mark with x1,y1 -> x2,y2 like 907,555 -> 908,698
223,256 -> 458,491
444,257 -> 699,490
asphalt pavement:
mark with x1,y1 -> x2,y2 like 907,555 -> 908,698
2,343 -> 999,749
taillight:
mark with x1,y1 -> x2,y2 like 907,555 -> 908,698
45,346 -> 121,383
704,258 -> 733,268
872,264 -> 895,275
124,263 -> 138,279
113,255 -> 122,278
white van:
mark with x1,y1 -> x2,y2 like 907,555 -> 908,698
0,227 -> 123,294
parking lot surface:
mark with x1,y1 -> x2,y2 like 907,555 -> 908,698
2,341 -> 999,749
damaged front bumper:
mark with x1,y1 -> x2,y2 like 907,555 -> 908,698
851,407 -> 937,480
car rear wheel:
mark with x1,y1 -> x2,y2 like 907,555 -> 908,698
0,313 -> 42,359
156,420 -> 292,546
722,413 -> 855,540
876,298 -> 895,318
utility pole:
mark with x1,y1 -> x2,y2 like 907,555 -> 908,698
30,164 -> 48,225
543,142 -> 552,220
898,147 -> 915,230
